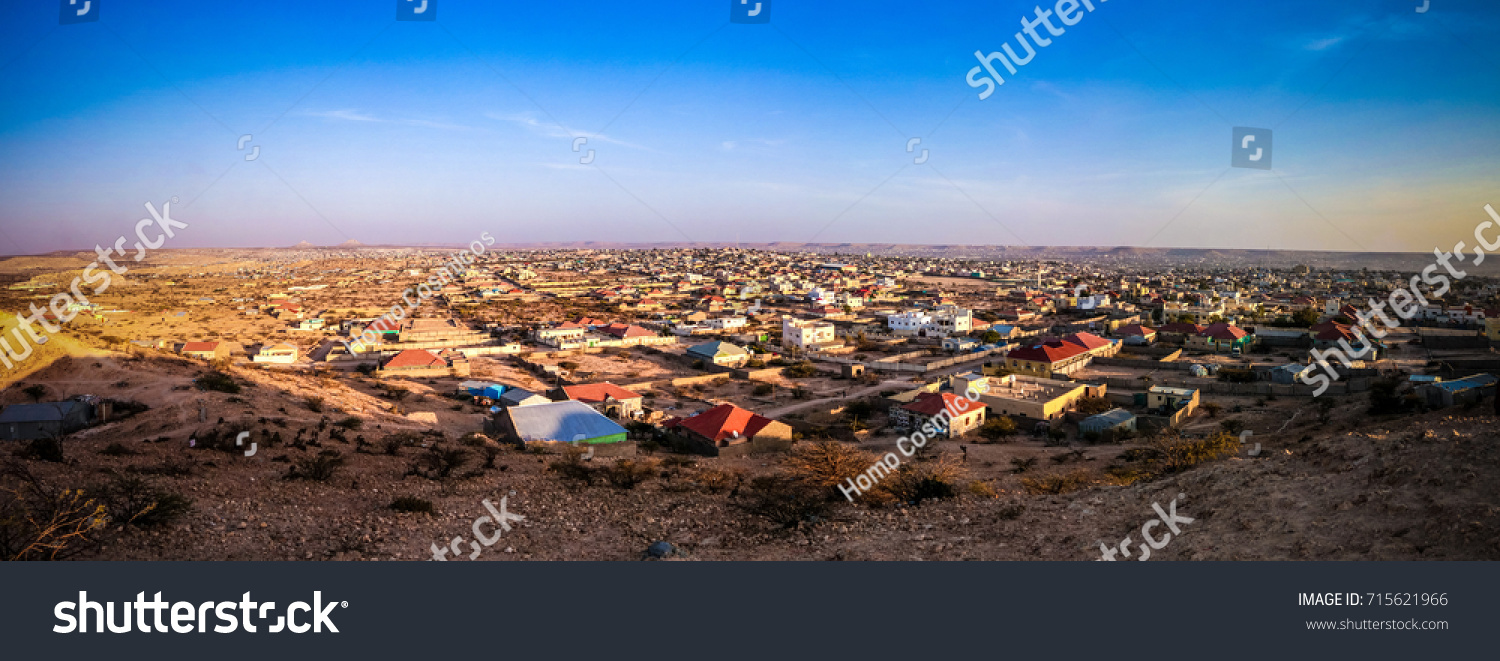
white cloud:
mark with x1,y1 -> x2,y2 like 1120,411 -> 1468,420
485,112 -> 645,149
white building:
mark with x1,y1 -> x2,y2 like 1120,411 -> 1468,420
782,317 -> 836,350
703,316 -> 747,331
888,311 -> 931,335
888,305 -> 972,338
251,343 -> 299,364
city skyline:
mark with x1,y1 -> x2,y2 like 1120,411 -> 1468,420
2,0 -> 1498,253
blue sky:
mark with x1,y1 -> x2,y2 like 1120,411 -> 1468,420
1,0 -> 1497,253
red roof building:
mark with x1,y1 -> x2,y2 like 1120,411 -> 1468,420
1158,322 -> 1205,336
600,323 -> 654,339
383,349 -> 446,370
664,403 -> 779,444
1200,323 -> 1249,341
563,383 -> 643,403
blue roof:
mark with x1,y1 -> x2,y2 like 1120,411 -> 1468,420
0,401 -> 89,423
1085,408 -> 1136,425
1431,374 -> 1498,392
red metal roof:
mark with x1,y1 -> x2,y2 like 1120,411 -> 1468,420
564,383 -> 643,403
669,403 -> 776,442
182,341 -> 219,352
901,392 -> 980,417
1063,332 -> 1112,350
383,349 -> 445,369
1200,323 -> 1249,340
1006,342 -> 1089,364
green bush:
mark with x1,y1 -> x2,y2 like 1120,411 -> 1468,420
782,361 -> 819,378
199,371 -> 240,394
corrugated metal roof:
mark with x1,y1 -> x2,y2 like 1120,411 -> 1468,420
506,401 -> 627,443
1430,374 -> 1498,392
0,401 -> 88,423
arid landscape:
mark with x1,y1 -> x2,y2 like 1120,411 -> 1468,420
2,245 -> 1497,561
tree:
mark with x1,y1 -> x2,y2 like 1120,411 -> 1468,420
1075,396 -> 1112,416
980,330 -> 1002,344
979,415 -> 1017,440
1292,307 -> 1321,327
22,384 -> 47,403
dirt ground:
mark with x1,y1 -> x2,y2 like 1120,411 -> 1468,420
7,350 -> 1498,561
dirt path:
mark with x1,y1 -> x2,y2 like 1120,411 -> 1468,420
761,379 -> 907,417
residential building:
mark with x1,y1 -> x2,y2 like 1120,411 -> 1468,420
889,391 -> 985,437
952,372 -> 1099,423
180,341 -> 227,361
562,383 -> 645,420
782,316 -> 837,350
1001,341 -> 1093,378
1116,324 -> 1157,345
1419,374 -> 1498,408
1147,386 -> 1200,416
687,340 -> 750,367
1188,323 -> 1255,353
251,343 -> 299,364
0,400 -> 95,441
1080,408 -> 1137,436
662,403 -> 794,457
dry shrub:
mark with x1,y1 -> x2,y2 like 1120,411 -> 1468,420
604,458 -> 660,489
694,467 -> 745,494
407,446 -> 472,480
287,450 -> 345,482
1019,469 -> 1103,495
0,462 -> 108,561
967,480 -> 998,499
549,445 -> 597,486
782,441 -> 874,492
735,475 -> 831,529
882,454 -> 965,505
1145,431 -> 1239,473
